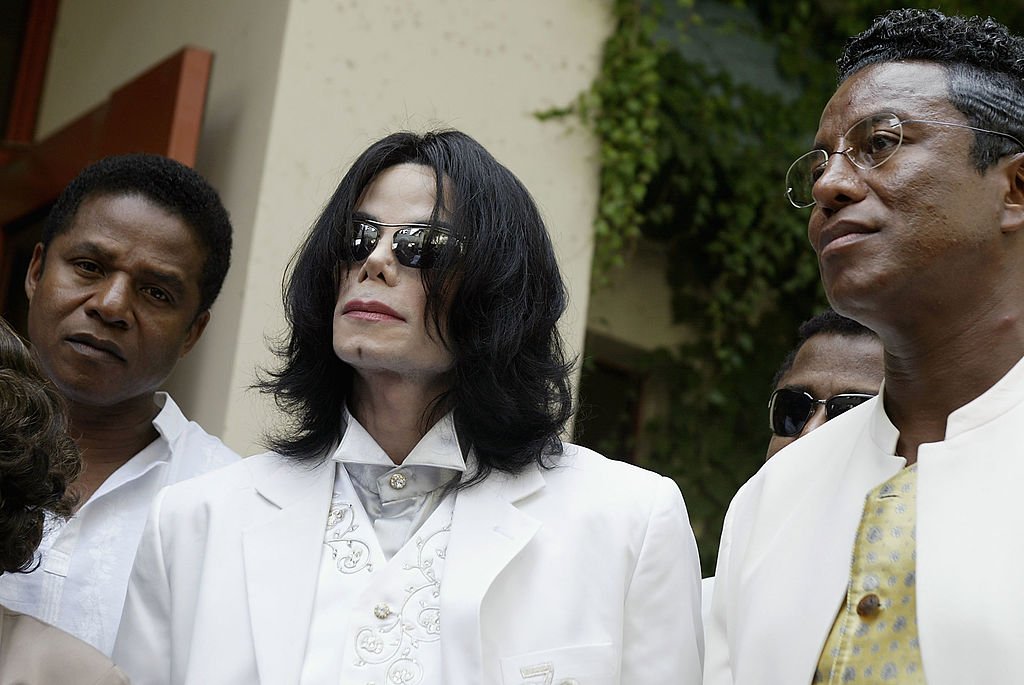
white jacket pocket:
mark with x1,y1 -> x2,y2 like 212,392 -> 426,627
500,643 -> 617,685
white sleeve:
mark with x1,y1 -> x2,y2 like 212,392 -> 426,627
621,475 -> 704,683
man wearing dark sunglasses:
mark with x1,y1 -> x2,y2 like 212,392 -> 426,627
115,131 -> 704,684
702,309 -> 882,627
706,9 -> 1024,685
766,309 -> 883,460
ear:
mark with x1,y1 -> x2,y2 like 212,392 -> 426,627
1000,153 -> 1024,234
180,310 -> 211,357
24,243 -> 46,301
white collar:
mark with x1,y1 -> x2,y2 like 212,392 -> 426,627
330,408 -> 466,473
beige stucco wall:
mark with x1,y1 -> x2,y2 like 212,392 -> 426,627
38,0 -> 292,449
587,238 -> 691,352
38,1 -> 611,454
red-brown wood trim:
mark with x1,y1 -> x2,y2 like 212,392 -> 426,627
0,46 -> 213,227
5,0 -> 60,143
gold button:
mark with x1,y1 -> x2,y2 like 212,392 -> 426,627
388,472 -> 408,490
856,593 -> 881,618
373,603 -> 391,619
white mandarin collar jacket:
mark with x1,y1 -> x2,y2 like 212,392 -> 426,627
114,444 -> 703,684
705,356 -> 1024,685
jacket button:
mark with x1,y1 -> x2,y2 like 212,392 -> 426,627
373,603 -> 392,619
856,593 -> 881,617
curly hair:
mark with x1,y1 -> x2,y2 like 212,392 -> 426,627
838,8 -> 1024,171
256,130 -> 574,485
0,317 -> 81,574
43,154 -> 233,314
770,308 -> 878,391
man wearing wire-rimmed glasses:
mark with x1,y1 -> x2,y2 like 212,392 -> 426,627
706,8 -> 1024,685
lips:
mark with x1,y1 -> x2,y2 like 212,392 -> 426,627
342,299 -> 405,322
65,333 -> 126,361
814,219 -> 878,256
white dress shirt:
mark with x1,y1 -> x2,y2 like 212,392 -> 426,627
0,393 -> 239,655
335,409 -> 465,559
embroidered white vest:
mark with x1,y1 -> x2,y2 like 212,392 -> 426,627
300,466 -> 455,685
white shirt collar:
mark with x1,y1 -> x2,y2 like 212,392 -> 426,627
330,408 -> 466,473
869,351 -> 1024,450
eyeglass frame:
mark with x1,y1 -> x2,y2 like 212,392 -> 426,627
785,111 -> 1024,208
767,387 -> 876,438
345,216 -> 465,269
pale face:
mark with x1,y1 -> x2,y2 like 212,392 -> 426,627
25,193 -> 208,409
332,163 -> 455,387
807,61 -> 1013,329
766,333 -> 884,460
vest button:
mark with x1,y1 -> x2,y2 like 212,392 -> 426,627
388,472 -> 408,490
856,593 -> 881,617
373,603 -> 392,619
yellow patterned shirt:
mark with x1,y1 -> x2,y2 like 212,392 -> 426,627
813,464 -> 924,684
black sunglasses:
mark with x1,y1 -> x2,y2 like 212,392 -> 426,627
347,218 -> 463,269
768,388 -> 875,438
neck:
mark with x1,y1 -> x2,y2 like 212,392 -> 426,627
349,373 -> 451,465
878,306 -> 1024,464
67,394 -> 160,506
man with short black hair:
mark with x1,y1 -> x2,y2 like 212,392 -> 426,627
707,9 -> 1024,684
0,154 -> 240,656
765,308 -> 883,460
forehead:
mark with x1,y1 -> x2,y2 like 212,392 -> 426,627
356,163 -> 442,220
58,193 -> 204,277
817,61 -> 957,140
779,333 -> 884,395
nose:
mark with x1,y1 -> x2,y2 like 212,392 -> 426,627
799,403 -> 828,438
86,275 -> 133,328
356,230 -> 399,286
811,148 -> 868,213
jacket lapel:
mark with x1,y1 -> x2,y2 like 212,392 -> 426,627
243,457 -> 334,685
441,462 -> 545,683
739,423 -> 903,685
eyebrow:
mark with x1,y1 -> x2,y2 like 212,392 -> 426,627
70,240 -> 188,298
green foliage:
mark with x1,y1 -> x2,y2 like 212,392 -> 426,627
537,0 -> 663,282
551,0 -> 1024,574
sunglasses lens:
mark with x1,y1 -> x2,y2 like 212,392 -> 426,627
825,393 -> 873,419
394,227 -> 462,269
393,227 -> 433,268
769,389 -> 814,437
349,221 -> 377,261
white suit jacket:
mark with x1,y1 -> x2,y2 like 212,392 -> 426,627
113,444 -> 703,684
705,359 -> 1024,685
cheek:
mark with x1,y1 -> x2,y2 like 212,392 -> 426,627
766,435 -> 794,460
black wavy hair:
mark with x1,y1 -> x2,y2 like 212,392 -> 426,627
0,317 -> 81,575
770,308 -> 878,391
43,154 -> 233,314
839,8 -> 1024,171
257,130 -> 574,484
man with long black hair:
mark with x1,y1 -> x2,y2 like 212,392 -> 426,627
115,130 -> 704,684
707,9 -> 1024,685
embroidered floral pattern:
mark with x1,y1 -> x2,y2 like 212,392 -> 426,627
324,496 -> 373,574
350,516 -> 453,685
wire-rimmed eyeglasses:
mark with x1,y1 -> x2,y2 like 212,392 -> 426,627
785,112 -> 1024,208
